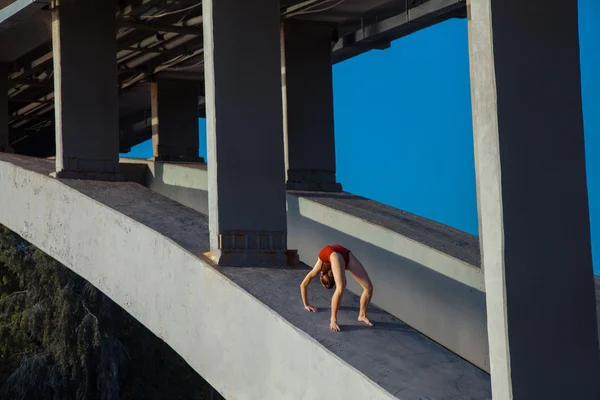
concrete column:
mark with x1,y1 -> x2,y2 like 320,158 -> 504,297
0,63 -> 12,153
281,21 -> 342,192
151,79 -> 203,162
203,0 -> 297,267
51,0 -> 121,180
468,1 -> 600,399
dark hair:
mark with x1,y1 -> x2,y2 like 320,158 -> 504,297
320,262 -> 335,290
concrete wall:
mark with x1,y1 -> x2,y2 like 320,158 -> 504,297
120,158 -> 209,214
52,0 -> 120,177
0,156 -> 396,400
146,162 -> 209,214
121,159 -> 490,371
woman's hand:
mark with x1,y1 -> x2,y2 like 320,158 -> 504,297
330,320 -> 341,332
304,305 -> 318,312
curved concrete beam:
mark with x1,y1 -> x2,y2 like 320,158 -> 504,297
0,155 -> 400,399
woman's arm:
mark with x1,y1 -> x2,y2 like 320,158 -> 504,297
329,253 -> 347,332
300,258 -> 322,312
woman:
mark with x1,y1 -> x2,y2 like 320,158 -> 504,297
300,244 -> 374,332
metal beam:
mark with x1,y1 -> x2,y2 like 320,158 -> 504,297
118,45 -> 168,54
332,0 -> 466,64
9,114 -> 53,121
8,78 -> 53,88
119,92 -> 205,129
154,71 -> 204,81
119,47 -> 204,90
8,49 -> 52,76
117,19 -> 203,36
8,98 -> 53,104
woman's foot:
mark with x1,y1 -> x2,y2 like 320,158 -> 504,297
358,315 -> 373,326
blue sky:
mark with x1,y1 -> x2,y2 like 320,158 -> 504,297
124,1 -> 600,273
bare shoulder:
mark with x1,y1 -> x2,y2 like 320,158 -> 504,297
308,258 -> 323,277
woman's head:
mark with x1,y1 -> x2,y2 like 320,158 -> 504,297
320,262 -> 335,290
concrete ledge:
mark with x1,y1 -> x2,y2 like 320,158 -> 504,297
153,155 -> 205,163
120,158 -> 489,370
286,180 -> 343,192
0,154 -> 492,399
291,191 -> 481,267
286,169 -> 343,192
51,170 -> 125,182
207,247 -> 300,268
121,158 -> 209,213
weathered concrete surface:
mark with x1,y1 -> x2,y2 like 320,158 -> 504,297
120,158 -> 489,370
0,63 -> 12,153
281,20 -> 342,192
468,0 -> 600,398
151,80 -> 202,162
121,158 -> 208,214
0,154 -> 492,399
52,0 -> 120,179
203,0 -> 290,266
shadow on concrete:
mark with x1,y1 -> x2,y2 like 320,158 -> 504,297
150,161 -> 210,216
119,162 -> 148,185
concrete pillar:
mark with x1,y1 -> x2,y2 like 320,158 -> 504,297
151,79 -> 203,162
468,1 -> 600,399
51,0 -> 121,180
281,21 -> 342,192
0,63 -> 12,153
203,0 -> 297,267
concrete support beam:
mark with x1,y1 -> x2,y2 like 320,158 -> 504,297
51,0 -> 121,181
151,79 -> 203,162
203,0 -> 297,267
468,1 -> 600,399
282,21 -> 342,192
0,63 -> 12,153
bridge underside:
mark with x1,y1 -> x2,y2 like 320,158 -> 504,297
0,0 -> 466,156
0,153 -> 493,399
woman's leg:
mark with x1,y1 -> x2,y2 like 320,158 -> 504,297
347,253 -> 374,326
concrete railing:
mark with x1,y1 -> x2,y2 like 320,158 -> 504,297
0,155 -> 408,399
121,158 -> 490,371
121,158 -> 209,213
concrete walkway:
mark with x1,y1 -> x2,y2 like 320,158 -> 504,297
0,153 -> 498,399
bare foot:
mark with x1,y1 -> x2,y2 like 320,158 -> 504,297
358,315 -> 374,326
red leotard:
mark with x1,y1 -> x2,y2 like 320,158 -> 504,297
318,244 -> 351,268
